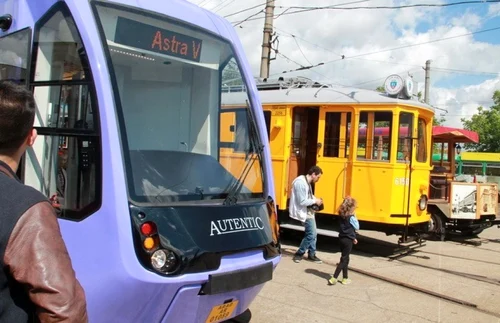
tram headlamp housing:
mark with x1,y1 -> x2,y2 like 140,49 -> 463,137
418,194 -> 428,211
151,249 -> 179,274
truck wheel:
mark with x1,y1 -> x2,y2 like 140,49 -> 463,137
428,213 -> 445,241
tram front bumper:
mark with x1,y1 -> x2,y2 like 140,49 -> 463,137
160,261 -> 274,323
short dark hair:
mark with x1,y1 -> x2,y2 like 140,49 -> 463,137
0,81 -> 36,154
307,165 -> 323,176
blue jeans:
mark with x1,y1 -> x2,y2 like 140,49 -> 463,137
297,217 -> 317,257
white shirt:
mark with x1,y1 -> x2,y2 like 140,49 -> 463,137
289,175 -> 316,223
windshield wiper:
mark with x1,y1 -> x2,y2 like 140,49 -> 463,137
223,100 -> 264,206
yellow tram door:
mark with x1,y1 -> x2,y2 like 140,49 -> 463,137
313,107 -> 353,215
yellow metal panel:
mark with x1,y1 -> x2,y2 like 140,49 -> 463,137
219,152 -> 263,193
461,152 -> 500,162
263,104 -> 293,210
220,111 -> 235,143
314,107 -> 354,214
349,163 -> 429,225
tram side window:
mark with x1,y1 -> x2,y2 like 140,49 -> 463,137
357,111 -> 392,161
324,112 -> 341,157
292,113 -> 302,154
263,110 -> 271,140
24,3 -> 101,221
357,115 -> 367,159
416,118 -> 427,163
345,113 -> 351,158
0,28 -> 30,84
397,112 -> 414,162
324,112 -> 351,158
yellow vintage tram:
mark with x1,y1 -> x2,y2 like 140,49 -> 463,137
220,75 -> 433,242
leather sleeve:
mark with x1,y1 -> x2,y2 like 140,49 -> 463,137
4,201 -> 88,323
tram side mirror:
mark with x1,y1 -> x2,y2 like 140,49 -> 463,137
229,125 -> 235,132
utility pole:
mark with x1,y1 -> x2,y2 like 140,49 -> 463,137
424,60 -> 431,104
259,0 -> 275,79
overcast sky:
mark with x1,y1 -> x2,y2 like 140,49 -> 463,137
188,0 -> 500,128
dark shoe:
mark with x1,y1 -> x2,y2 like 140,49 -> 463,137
307,255 -> 323,264
293,253 -> 303,263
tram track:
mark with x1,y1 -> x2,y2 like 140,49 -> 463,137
441,234 -> 500,250
283,230 -> 500,284
392,258 -> 500,287
355,236 -> 500,287
280,249 -> 500,320
344,265 -> 500,320
417,250 -> 500,266
445,240 -> 500,253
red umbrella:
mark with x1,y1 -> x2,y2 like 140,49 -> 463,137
432,126 -> 479,144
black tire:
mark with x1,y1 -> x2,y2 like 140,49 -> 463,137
428,212 -> 445,241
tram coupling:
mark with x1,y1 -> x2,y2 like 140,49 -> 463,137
398,233 -> 426,246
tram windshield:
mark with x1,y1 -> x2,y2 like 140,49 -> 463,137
94,4 -> 265,204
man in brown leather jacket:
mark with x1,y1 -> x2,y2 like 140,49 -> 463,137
0,81 -> 88,322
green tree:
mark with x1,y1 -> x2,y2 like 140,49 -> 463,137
433,115 -> 445,126
417,90 -> 423,102
461,90 -> 500,152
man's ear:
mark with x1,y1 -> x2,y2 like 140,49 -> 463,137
26,128 -> 37,147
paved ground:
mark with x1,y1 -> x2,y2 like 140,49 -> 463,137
249,226 -> 500,323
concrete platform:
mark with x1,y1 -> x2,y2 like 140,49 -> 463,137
249,226 -> 500,323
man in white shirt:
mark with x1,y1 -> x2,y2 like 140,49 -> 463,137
289,166 -> 323,263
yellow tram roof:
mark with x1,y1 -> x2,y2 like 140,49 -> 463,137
222,86 -> 435,113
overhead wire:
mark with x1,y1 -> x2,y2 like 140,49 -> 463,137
233,9 -> 265,27
232,0 -> 499,24
278,25 -> 500,74
280,0 -> 500,11
212,0 -> 236,13
273,30 -> 500,77
224,2 -> 268,18
230,0 -> 369,24
226,0 -> 499,112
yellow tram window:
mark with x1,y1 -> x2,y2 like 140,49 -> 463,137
416,118 -> 427,163
345,114 -> 351,158
357,113 -> 367,159
263,110 -> 271,140
357,111 -> 392,161
323,112 -> 351,158
324,112 -> 341,157
324,112 -> 351,158
398,112 -> 414,162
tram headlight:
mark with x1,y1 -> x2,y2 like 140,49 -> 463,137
151,249 -> 179,274
418,194 -> 428,211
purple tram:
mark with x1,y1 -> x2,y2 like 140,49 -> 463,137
0,0 -> 281,322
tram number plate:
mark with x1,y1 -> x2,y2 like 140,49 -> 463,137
395,177 -> 409,186
205,300 -> 239,323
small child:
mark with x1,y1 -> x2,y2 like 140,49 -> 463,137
328,196 -> 359,285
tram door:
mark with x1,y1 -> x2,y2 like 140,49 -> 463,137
287,107 -> 319,194
314,107 -> 353,215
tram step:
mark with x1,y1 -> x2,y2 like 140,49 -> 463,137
279,223 -> 339,238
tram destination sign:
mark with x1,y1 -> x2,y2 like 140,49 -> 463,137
114,17 -> 203,63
